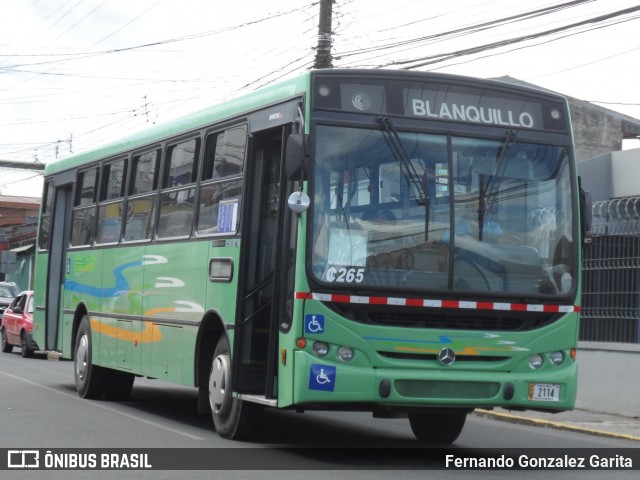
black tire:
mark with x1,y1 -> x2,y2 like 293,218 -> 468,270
20,333 -> 33,358
408,410 -> 468,444
1,328 -> 13,353
74,315 -> 107,399
105,370 -> 135,401
209,335 -> 256,439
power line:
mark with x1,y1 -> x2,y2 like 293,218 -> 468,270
51,0 -> 109,42
332,0 -> 597,61
413,13 -> 640,73
1,3 -> 317,64
387,5 -> 640,69
528,43 -> 640,81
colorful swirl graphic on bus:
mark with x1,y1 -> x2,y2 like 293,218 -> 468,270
363,333 -> 529,355
66,255 -> 203,344
65,260 -> 143,297
65,255 -> 168,297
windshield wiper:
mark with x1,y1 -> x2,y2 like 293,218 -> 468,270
378,115 -> 430,240
478,129 -> 517,241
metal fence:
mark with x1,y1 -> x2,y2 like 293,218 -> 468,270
581,197 -> 640,343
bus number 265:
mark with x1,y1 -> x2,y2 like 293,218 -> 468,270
325,267 -> 365,283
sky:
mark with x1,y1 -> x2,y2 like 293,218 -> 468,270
1,0 -> 640,197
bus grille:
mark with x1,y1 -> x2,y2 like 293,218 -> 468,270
327,302 -> 560,331
395,380 -> 501,399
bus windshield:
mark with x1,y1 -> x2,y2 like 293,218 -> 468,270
311,124 -> 574,296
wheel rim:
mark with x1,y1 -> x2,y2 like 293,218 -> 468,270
209,353 -> 231,416
75,334 -> 89,382
1,330 -> 6,348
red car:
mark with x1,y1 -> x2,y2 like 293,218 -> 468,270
1,290 -> 38,358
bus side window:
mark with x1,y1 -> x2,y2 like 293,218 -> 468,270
70,167 -> 99,247
124,149 -> 160,242
197,125 -> 247,235
157,137 -> 200,239
96,158 -> 126,244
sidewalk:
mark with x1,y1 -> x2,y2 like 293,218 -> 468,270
475,408 -> 640,442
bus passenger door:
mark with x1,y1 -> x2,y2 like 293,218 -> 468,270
46,185 -> 73,351
232,126 -> 289,399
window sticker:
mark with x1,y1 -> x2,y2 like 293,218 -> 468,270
217,199 -> 238,233
435,163 -> 449,197
327,228 -> 367,267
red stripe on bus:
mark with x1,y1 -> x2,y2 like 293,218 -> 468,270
369,296 -> 388,305
294,292 -> 578,313
476,302 -> 494,310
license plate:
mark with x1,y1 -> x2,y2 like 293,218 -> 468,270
529,383 -> 560,402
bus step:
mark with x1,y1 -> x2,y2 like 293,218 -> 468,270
47,351 -> 62,361
237,394 -> 277,407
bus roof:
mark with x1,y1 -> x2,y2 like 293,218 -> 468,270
44,68 -> 567,176
44,71 -> 312,175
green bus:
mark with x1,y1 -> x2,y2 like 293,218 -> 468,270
33,69 -> 589,443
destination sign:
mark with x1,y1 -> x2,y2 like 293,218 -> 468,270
312,74 -> 568,132
404,87 -> 543,129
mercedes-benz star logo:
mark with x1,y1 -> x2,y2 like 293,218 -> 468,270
438,348 -> 456,366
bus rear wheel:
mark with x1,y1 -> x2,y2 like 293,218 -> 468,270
408,410 -> 467,444
209,335 -> 255,439
74,315 -> 107,399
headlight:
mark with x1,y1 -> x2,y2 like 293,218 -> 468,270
549,351 -> 564,366
528,354 -> 544,370
337,345 -> 354,363
313,341 -> 329,357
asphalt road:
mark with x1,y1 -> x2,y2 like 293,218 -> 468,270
1,349 -> 638,479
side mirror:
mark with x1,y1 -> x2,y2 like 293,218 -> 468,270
579,178 -> 592,245
287,191 -> 310,214
12,306 -> 22,314
285,133 -> 309,180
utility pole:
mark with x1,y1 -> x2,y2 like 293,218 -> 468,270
314,0 -> 333,69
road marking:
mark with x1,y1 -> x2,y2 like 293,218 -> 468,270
0,369 -> 205,441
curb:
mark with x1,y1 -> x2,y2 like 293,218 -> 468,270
474,409 -> 640,443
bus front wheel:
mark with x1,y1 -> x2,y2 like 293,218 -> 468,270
209,335 -> 254,439
408,410 -> 467,444
74,315 -> 107,399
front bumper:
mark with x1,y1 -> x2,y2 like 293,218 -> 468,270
293,350 -> 577,412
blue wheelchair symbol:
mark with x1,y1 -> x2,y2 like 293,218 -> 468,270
305,314 -> 325,334
309,364 -> 336,392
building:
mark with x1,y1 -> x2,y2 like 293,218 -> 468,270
494,76 -> 640,164
0,195 -> 40,290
